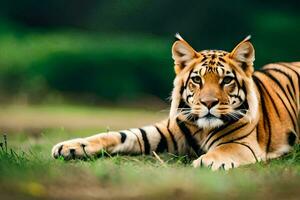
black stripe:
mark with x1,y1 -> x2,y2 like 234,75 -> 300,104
201,56 -> 207,62
256,123 -> 261,144
287,85 -> 295,102
176,118 -> 201,155
119,132 -> 127,143
255,73 -> 298,151
267,70 -> 298,127
259,70 -> 287,95
236,100 -> 249,113
280,63 -> 300,105
217,61 -> 224,67
288,131 -> 297,146
199,68 -> 203,75
259,70 -> 297,116
229,94 -> 243,102
128,129 -> 143,153
219,141 -> 258,162
178,99 -> 190,109
167,119 -> 178,154
232,70 -> 242,90
276,92 -> 297,129
252,75 -> 280,117
179,84 -> 184,96
220,67 -> 225,74
186,94 -> 193,103
203,122 -> 233,148
217,125 -> 256,146
232,142 -> 258,162
139,128 -> 151,154
264,68 -> 296,95
241,80 -> 247,99
207,123 -> 248,150
180,70 -> 194,106
192,128 -> 205,155
279,63 -> 300,90
155,126 -> 168,153
184,70 -> 194,90
219,57 -> 226,62
192,128 -> 203,136
252,76 -> 272,152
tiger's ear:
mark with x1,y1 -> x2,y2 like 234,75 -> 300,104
172,33 -> 199,74
229,35 -> 255,76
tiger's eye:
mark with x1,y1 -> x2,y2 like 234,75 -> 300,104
222,76 -> 234,85
191,76 -> 202,84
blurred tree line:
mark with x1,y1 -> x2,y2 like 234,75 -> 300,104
0,0 -> 300,105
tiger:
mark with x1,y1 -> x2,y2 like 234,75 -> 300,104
52,34 -> 300,170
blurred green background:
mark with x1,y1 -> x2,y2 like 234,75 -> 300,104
0,0 -> 300,106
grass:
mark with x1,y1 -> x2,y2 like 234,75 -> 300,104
1,105 -> 300,200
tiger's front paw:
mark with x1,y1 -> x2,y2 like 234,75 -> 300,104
52,138 -> 94,160
192,153 -> 239,171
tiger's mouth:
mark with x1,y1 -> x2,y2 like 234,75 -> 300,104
179,99 -> 249,128
196,116 -> 224,129
194,101 -> 249,129
185,111 -> 223,129
203,113 -> 217,119
183,109 -> 223,128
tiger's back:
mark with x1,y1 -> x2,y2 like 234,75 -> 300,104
253,62 -> 300,159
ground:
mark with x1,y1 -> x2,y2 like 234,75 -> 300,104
0,105 -> 300,200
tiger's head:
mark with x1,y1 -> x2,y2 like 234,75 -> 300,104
170,34 -> 259,130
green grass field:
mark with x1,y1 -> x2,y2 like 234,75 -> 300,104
1,105 -> 300,200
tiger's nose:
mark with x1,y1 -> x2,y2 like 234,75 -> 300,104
200,98 -> 219,109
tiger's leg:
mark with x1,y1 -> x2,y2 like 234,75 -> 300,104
52,120 -> 180,160
192,141 -> 261,170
